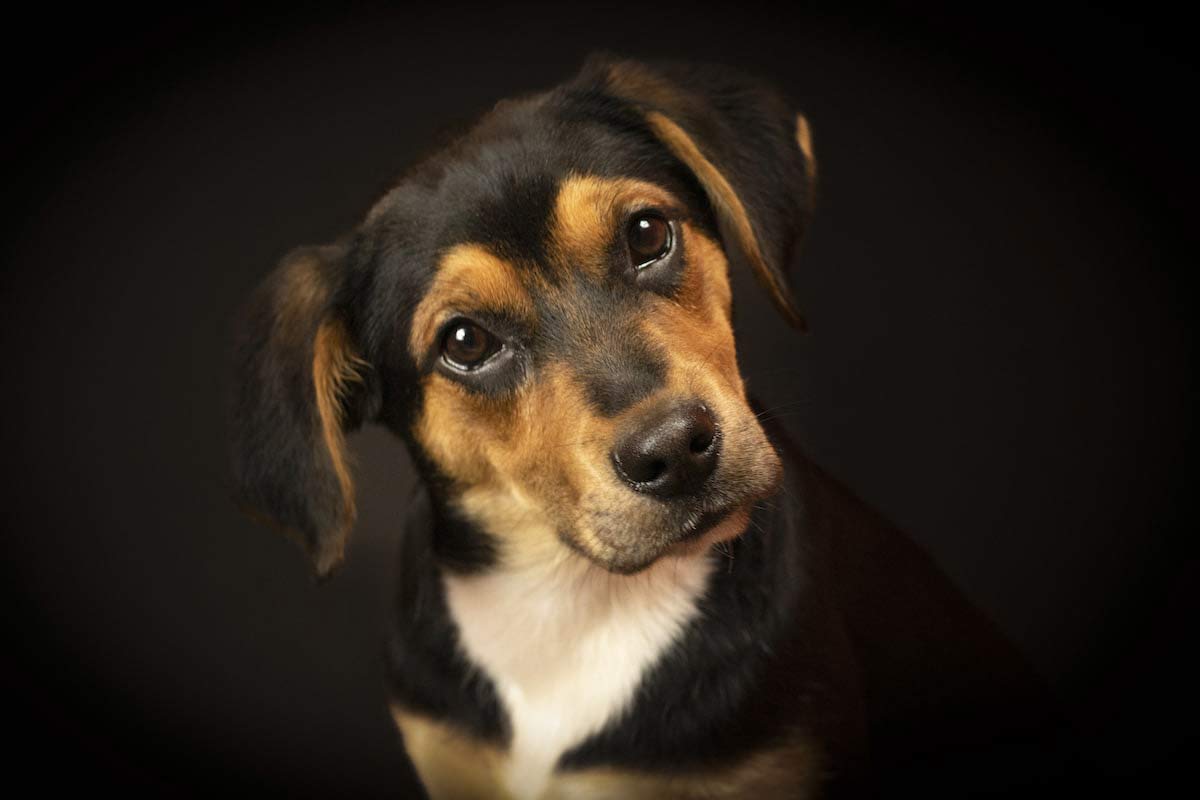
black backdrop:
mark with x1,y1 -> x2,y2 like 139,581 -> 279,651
3,3 -> 1194,796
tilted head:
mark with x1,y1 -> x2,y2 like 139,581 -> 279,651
231,55 -> 817,578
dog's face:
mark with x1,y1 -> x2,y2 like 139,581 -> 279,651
232,56 -> 817,578
406,171 -> 779,574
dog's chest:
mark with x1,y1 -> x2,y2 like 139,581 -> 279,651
442,553 -> 713,800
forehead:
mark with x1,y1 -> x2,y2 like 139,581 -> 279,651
415,92 -> 703,257
407,174 -> 678,356
353,91 -> 710,363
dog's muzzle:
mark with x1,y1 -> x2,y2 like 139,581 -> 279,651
611,400 -> 721,498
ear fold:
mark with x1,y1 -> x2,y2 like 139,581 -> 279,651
587,56 -> 817,330
231,243 -> 374,579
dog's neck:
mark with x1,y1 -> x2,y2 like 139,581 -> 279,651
387,467 -> 815,782
442,540 -> 714,798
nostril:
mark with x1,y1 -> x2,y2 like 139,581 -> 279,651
612,401 -> 722,496
687,405 -> 718,454
614,450 -> 669,485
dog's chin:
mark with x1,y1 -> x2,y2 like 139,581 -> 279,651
578,503 -> 755,575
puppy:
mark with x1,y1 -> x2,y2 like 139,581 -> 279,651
232,55 -> 1045,799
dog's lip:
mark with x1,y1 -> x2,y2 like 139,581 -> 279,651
662,501 -> 755,561
678,504 -> 738,542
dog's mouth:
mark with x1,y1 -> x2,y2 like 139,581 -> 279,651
665,501 -> 755,558
573,494 -> 760,574
557,405 -> 784,574
679,505 -> 738,541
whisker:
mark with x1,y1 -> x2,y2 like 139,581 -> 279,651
753,399 -> 815,420
547,435 -> 611,450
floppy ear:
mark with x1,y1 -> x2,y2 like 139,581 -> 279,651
231,243 -> 375,579
587,56 -> 817,330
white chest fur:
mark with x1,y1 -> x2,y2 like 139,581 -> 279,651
442,551 -> 714,800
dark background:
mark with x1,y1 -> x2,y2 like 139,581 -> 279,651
3,2 -> 1194,796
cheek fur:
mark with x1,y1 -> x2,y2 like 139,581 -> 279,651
684,226 -> 736,324
639,226 -> 744,401
408,225 -> 771,573
635,230 -> 782,502
415,363 -> 623,565
413,374 -> 509,488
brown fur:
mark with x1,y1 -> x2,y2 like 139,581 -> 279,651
392,707 -> 511,799
603,61 -> 688,121
549,174 -> 681,280
231,57 -> 1047,800
410,243 -> 537,357
272,249 -> 330,338
411,177 -> 779,574
310,319 -> 367,574
543,739 -> 823,800
795,114 -> 817,185
644,111 -> 806,330
393,707 -> 821,800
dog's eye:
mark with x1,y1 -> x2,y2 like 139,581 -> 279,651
627,212 -> 672,267
441,319 -> 501,370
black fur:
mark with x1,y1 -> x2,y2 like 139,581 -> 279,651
231,243 -> 378,572
232,55 -> 1050,797
385,484 -> 508,740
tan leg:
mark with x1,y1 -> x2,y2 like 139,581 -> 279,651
392,707 -> 512,800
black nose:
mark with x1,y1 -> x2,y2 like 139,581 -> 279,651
612,402 -> 720,497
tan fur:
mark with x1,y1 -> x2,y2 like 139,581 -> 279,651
795,113 -> 817,183
310,319 -> 368,574
411,178 -> 780,574
392,682 -> 820,800
603,61 -> 685,117
680,225 -> 736,321
544,740 -> 823,800
550,174 -> 681,279
645,225 -> 739,376
636,226 -> 782,514
410,243 -> 536,357
273,250 -> 329,338
392,707 -> 511,800
640,226 -> 745,443
643,111 -> 806,330
417,356 -> 625,568
397,129 -> 797,800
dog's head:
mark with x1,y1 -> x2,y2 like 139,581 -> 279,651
232,56 -> 817,578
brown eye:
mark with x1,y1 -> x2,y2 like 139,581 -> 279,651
441,319 -> 500,369
627,213 -> 671,267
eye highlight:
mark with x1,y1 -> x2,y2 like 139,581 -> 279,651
626,212 -> 672,267
441,319 -> 501,370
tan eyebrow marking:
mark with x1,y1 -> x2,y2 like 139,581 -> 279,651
550,174 -> 680,280
409,243 -> 535,358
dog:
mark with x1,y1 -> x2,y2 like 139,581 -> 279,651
232,55 -> 1048,799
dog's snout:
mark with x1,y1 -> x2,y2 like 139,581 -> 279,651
612,402 -> 720,497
